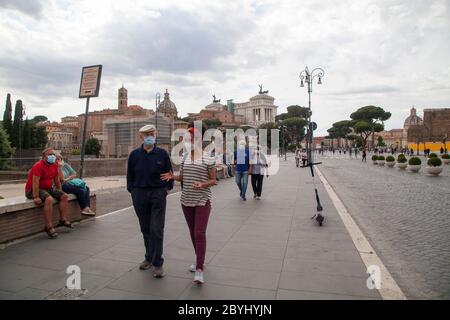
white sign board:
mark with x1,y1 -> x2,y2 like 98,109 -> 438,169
79,65 -> 102,98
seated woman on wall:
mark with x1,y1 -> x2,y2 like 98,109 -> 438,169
56,154 -> 96,216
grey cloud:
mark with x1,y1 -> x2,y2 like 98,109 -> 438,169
326,85 -> 400,96
93,8 -> 254,76
0,0 -> 45,18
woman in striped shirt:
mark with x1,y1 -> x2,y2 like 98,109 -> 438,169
161,127 -> 216,284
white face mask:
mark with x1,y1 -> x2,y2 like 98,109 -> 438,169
184,142 -> 192,151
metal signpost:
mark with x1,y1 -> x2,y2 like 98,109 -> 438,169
78,64 -> 102,179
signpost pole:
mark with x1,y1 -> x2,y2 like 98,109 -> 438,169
79,97 -> 90,179
78,64 -> 102,179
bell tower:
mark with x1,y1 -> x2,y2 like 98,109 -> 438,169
118,84 -> 128,112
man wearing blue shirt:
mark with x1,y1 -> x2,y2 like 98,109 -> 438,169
127,124 -> 173,278
233,140 -> 252,201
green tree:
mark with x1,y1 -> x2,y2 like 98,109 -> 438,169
327,120 -> 352,148
276,105 -> 309,121
282,117 -> 307,145
203,119 -> 222,129
11,100 -> 24,148
377,136 -> 386,147
258,122 -> 278,149
85,137 -> 101,158
22,118 -> 32,149
31,125 -> 48,149
350,106 -> 391,148
0,125 -> 13,170
32,115 -> 48,123
3,93 -> 13,142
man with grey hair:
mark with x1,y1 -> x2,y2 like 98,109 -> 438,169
25,148 -> 72,239
127,124 -> 173,278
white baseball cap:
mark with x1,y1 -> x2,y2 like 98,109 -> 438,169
139,124 -> 156,133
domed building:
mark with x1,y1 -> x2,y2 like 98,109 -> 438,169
402,107 -> 423,147
157,89 -> 178,121
403,107 -> 423,130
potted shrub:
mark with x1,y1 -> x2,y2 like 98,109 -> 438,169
426,157 -> 443,176
386,155 -> 395,167
428,153 -> 438,158
397,154 -> 407,169
377,155 -> 385,166
372,155 -> 378,165
408,156 -> 422,172
442,153 -> 450,165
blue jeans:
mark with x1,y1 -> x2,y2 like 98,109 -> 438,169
235,171 -> 249,199
62,183 -> 90,209
131,187 -> 167,267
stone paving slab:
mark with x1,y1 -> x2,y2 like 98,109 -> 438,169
0,157 -> 383,300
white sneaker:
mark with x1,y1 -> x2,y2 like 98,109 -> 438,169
81,209 -> 95,216
194,270 -> 204,284
189,264 -> 196,273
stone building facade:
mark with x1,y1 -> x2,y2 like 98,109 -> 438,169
233,91 -> 278,127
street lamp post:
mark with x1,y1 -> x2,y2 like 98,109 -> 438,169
299,66 -> 325,227
299,66 -> 325,165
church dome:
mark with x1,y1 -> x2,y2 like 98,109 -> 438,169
157,89 -> 178,120
404,107 -> 423,129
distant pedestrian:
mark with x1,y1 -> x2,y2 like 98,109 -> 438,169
233,140 -> 252,201
440,147 -> 444,155
127,124 -> 173,278
295,148 -> 300,167
161,127 -> 216,285
362,149 -> 367,162
301,149 -> 307,167
349,148 -> 353,158
250,146 -> 269,200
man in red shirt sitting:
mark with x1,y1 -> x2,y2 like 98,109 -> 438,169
25,148 -> 72,238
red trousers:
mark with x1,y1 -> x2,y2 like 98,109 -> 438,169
181,201 -> 211,271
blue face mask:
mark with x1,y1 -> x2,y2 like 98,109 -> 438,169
144,136 -> 156,146
47,155 -> 57,164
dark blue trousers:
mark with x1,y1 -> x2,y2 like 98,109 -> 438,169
62,183 -> 90,209
131,187 -> 167,267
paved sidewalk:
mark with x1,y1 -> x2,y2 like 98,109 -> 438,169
0,158 -> 382,300
0,176 -> 126,199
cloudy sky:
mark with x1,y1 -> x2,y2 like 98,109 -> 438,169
1,0 -> 449,135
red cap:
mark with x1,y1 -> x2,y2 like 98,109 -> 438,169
188,127 -> 198,135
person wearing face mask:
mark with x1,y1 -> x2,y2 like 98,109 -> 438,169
56,154 -> 95,216
127,124 -> 173,278
25,148 -> 72,239
161,127 -> 217,285
233,140 -> 252,201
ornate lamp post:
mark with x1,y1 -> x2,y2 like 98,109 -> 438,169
299,66 -> 325,226
299,66 -> 324,165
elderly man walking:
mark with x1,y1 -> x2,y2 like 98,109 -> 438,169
25,148 -> 72,239
127,124 -> 173,278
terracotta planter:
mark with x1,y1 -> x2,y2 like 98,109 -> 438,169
408,164 -> 421,173
442,158 -> 450,165
397,162 -> 407,169
378,160 -> 385,166
386,161 -> 395,168
426,166 -> 443,176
